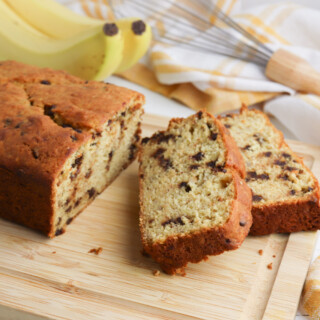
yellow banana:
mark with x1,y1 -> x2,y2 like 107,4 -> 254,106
0,5 -> 124,80
4,0 -> 101,38
115,18 -> 152,73
4,0 -> 152,72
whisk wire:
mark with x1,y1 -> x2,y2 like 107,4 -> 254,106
111,0 -> 274,66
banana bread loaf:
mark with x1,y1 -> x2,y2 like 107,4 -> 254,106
0,61 -> 144,237
219,106 -> 320,235
139,111 -> 252,275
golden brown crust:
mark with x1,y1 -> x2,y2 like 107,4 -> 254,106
141,169 -> 252,275
0,61 -> 144,237
139,111 -> 252,274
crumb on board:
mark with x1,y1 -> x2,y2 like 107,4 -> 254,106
88,247 -> 103,255
273,255 -> 276,258
267,263 -> 273,270
153,270 -> 161,276
258,249 -> 263,255
52,251 -> 56,254
141,249 -> 150,258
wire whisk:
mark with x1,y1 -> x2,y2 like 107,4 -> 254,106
111,0 -> 320,95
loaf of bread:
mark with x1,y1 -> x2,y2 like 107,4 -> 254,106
139,111 -> 252,275
219,106 -> 320,235
0,61 -> 144,237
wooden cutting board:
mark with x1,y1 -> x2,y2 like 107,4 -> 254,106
0,113 -> 319,320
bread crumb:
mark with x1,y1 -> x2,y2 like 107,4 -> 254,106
141,249 -> 150,258
52,251 -> 56,254
267,263 -> 273,270
88,247 -> 103,255
153,270 -> 160,276
258,249 -> 263,255
273,255 -> 276,258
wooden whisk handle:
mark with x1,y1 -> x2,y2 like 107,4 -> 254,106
265,49 -> 320,96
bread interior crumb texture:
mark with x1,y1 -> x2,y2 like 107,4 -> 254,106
221,109 -> 316,206
140,113 -> 235,243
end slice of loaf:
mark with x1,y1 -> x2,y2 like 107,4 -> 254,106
219,106 -> 320,235
0,61 -> 144,237
139,111 -> 252,275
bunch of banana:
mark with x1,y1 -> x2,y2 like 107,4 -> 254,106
0,0 -> 152,80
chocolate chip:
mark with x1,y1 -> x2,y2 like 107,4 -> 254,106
151,132 -> 175,144
66,217 -> 73,225
179,182 -> 191,192
109,150 -> 113,159
286,166 -> 297,172
15,122 -> 23,129
158,155 -> 173,170
132,20 -> 146,35
70,168 -> 80,181
31,148 -> 39,159
242,145 -> 251,151
197,111 -> 203,119
254,134 -> 265,145
148,219 -> 154,224
225,239 -> 231,244
216,166 -> 227,173
264,152 -> 272,157
65,198 -> 71,206
290,190 -> 296,195
282,153 -> 291,158
66,206 -> 72,213
274,160 -> 286,166
141,137 -> 150,144
90,142 -> 97,146
55,228 -> 64,236
246,171 -> 269,181
240,221 -> 246,227
192,152 -> 204,161
210,132 -> 218,141
129,144 -> 137,160
40,80 -> 51,85
74,198 -> 81,207
108,119 -> 112,126
103,23 -> 118,36
207,161 -> 217,168
207,123 -> 212,129
85,169 -> 92,179
3,118 -> 12,126
152,148 -> 165,158
121,111 -> 126,117
120,120 -> 125,129
252,194 -> 263,202
88,188 -> 96,199
224,124 -> 231,128
162,217 -> 185,227
226,114 -> 233,118
70,135 -> 77,142
190,164 -> 200,170
279,174 -> 289,181
72,155 -> 83,168
44,105 -> 56,119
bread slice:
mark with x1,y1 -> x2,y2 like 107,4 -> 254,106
0,61 -> 144,237
219,106 -> 320,235
139,111 -> 252,274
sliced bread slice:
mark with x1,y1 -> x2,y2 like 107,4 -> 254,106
139,111 -> 252,275
219,106 -> 320,235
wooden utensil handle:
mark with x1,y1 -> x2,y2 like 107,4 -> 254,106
265,49 -> 320,96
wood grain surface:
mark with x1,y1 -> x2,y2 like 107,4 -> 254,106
0,113 -> 318,320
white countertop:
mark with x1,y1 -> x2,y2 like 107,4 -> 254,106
109,75 -> 319,320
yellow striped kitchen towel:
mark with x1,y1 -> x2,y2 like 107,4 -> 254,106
60,0 -> 320,145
